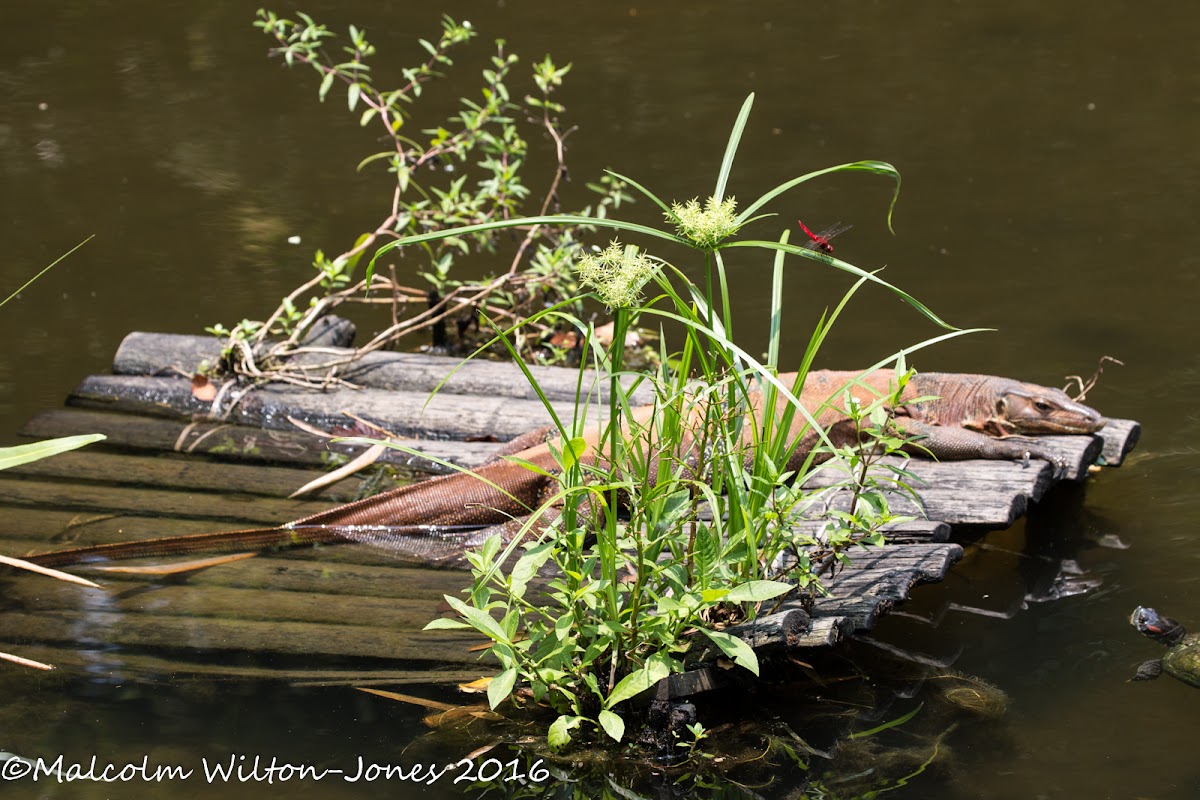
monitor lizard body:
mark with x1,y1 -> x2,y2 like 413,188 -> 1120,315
20,370 -> 1105,569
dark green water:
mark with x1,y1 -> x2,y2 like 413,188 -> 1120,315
1,1 -> 1198,797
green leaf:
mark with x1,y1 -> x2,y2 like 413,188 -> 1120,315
605,657 -> 672,708
598,709 -> 625,742
347,82 -> 361,111
421,617 -> 471,631
442,594 -> 508,642
699,628 -> 760,676
318,71 -> 335,102
601,169 -> 672,214
694,523 -> 719,576
548,714 -> 582,751
487,667 -> 517,710
735,160 -> 902,225
0,434 -> 105,471
726,579 -> 793,603
500,455 -> 555,478
721,239 -> 955,330
714,93 -> 754,202
510,542 -> 553,598
561,436 -> 588,470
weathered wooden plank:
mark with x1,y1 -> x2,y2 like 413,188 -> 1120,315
112,331 -> 650,404
0,477 -> 329,525
0,531 -> 469,601
802,482 -> 1026,528
808,544 -> 964,630
70,374 -> 567,442
3,570 -> 445,629
707,543 -> 962,661
0,642 -> 488,683
1,610 -> 483,663
4,450 -> 365,501
19,408 -> 502,470
0,510 -> 265,551
790,519 -> 950,544
1098,418 -> 1140,466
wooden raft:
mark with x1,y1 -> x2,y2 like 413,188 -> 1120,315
0,330 -> 1141,685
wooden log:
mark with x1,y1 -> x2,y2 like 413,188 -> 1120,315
1,610 -> 483,663
1098,418 -> 1140,466
69,374 -> 566,442
0,476 -> 329,525
112,331 -> 651,404
0,528 -> 472,602
4,450 -> 364,502
704,543 -> 962,660
2,570 -> 445,629
790,519 -> 950,544
801,481 -> 1026,528
19,408 -> 502,470
0,641 -> 487,683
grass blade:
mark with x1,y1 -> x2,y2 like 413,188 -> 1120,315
0,434 -> 106,470
721,239 -> 953,329
715,93 -> 755,202
604,169 -> 671,214
2,235 -> 95,309
736,161 -> 901,226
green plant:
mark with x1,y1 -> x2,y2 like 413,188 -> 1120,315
207,12 -> 633,383
361,94 -> 984,750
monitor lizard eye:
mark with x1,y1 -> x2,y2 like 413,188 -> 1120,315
1034,400 -> 1053,413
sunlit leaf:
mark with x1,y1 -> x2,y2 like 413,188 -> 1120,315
441,595 -> 508,642
598,709 -> 625,742
548,714 -> 582,750
699,628 -> 760,676
0,434 -> 105,471
726,579 -> 793,603
422,617 -> 472,631
605,657 -> 672,708
487,667 -> 517,710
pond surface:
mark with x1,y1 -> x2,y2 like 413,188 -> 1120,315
2,1 -> 1198,797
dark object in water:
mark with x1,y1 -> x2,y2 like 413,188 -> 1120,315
1130,606 -> 1200,687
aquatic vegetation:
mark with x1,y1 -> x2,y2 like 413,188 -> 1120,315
360,94 -> 977,750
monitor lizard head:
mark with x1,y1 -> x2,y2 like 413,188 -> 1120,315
993,383 -> 1107,435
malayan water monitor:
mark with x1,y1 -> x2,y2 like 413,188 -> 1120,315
20,370 -> 1106,568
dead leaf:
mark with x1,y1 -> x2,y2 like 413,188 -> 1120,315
355,687 -> 457,711
458,677 -> 493,694
191,374 -> 218,402
0,651 -> 55,670
422,705 -> 504,728
289,442 -> 387,498
461,742 -> 500,762
0,554 -> 102,588
93,552 -> 258,575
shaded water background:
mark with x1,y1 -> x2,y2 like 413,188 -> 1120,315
1,1 -> 1198,797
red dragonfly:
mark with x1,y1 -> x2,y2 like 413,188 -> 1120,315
797,219 -> 852,254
